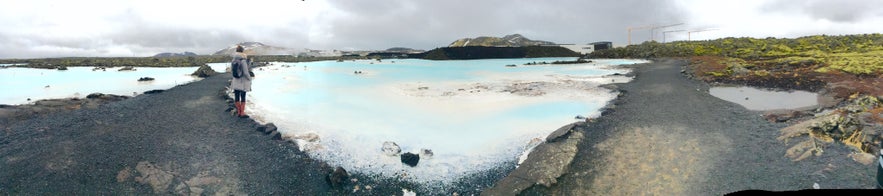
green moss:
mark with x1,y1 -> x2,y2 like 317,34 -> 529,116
707,71 -> 728,77
754,70 -> 770,76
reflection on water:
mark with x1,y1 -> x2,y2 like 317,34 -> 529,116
709,86 -> 818,110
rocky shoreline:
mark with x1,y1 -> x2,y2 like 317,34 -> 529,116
0,93 -> 130,130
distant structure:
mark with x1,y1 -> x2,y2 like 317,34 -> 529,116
549,41 -> 613,55
553,44 -> 595,55
590,42 -> 613,50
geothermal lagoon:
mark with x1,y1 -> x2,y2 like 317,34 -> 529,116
0,58 -> 648,188
245,58 -> 647,186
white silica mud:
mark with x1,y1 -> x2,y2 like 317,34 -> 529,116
709,86 -> 819,111
245,58 -> 649,188
0,65 -> 226,105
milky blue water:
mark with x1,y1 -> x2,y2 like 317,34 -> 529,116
245,58 -> 648,186
0,58 -> 650,187
0,64 -> 228,105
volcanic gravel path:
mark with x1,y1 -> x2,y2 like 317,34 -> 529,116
523,58 -> 876,195
0,74 -> 336,195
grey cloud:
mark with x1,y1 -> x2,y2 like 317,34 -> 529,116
1,0 -> 685,58
763,0 -> 883,22
322,0 -> 684,49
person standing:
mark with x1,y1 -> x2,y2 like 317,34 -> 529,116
231,45 -> 253,118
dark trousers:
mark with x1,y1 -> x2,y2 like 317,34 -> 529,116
234,90 -> 246,102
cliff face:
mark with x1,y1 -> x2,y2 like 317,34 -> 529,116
418,46 -> 580,60
448,34 -> 555,47
153,52 -> 197,57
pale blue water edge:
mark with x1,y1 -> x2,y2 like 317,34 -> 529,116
245,57 -> 649,186
0,64 -> 227,105
0,58 -> 649,188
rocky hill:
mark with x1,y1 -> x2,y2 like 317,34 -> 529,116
448,34 -> 555,47
153,52 -> 197,57
213,42 -> 300,56
416,46 -> 579,60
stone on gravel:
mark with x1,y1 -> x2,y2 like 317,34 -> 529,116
327,167 -> 349,188
134,161 -> 174,193
848,152 -> 876,165
269,131 -> 282,140
191,64 -> 218,78
400,152 -> 420,167
547,122 -> 580,142
382,141 -> 401,156
257,123 -> 277,134
116,167 -> 132,182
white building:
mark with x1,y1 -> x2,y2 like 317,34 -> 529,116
554,44 -> 595,55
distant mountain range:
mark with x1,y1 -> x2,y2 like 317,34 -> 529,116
448,34 -> 555,47
213,42 -> 302,56
153,52 -> 197,57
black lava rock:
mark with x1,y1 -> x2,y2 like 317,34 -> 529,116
327,167 -> 349,188
269,131 -> 282,140
86,93 -> 104,99
401,152 -> 420,167
257,123 -> 277,134
143,90 -> 165,94
191,64 -> 217,78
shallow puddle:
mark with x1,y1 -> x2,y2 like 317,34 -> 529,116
709,86 -> 818,111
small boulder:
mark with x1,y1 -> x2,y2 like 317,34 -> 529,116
419,149 -> 433,159
138,77 -> 155,82
269,131 -> 282,140
86,93 -> 105,99
327,167 -> 349,188
191,64 -> 217,78
547,123 -> 576,142
382,141 -> 401,156
257,123 -> 277,134
400,152 -> 419,167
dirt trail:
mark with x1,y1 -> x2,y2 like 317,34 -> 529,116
524,59 -> 876,195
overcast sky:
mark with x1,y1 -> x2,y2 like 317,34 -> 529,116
1,0 -> 882,58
